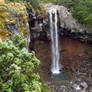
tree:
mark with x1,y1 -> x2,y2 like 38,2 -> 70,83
26,0 -> 40,9
0,33 -> 48,92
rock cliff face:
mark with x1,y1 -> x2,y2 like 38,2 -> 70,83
27,6 -> 48,42
0,2 -> 29,41
44,3 -> 92,43
28,3 -> 92,44
44,3 -> 87,32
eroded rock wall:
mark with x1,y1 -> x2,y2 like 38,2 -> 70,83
28,3 -> 92,44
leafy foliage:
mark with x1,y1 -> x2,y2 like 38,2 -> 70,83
26,0 -> 40,9
5,0 -> 23,3
0,33 -> 49,92
71,0 -> 92,31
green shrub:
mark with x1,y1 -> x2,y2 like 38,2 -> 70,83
0,33 -> 49,92
71,0 -> 92,31
26,0 -> 40,9
42,0 -> 54,3
42,0 -> 73,5
55,0 -> 92,32
5,0 -> 23,3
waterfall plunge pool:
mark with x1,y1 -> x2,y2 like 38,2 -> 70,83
33,36 -> 92,92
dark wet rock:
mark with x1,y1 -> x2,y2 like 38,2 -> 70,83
26,6 -> 50,42
59,28 -> 92,44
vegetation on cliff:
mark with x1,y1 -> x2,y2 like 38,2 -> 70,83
0,0 -> 28,41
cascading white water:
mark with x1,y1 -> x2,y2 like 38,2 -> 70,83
49,8 -> 61,74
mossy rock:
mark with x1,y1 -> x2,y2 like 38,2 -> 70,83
0,1 -> 28,41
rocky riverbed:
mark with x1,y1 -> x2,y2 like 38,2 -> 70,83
47,55 -> 92,92
31,36 -> 92,92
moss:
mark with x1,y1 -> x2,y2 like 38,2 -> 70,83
0,0 -> 28,41
5,2 -> 27,15
26,2 -> 35,13
39,4 -> 47,19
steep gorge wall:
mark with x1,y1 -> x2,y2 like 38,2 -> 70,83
28,3 -> 92,44
1,1 -> 91,44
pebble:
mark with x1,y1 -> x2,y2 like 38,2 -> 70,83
72,84 -> 81,91
80,82 -> 88,89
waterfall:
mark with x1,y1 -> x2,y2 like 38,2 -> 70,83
49,8 -> 61,74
